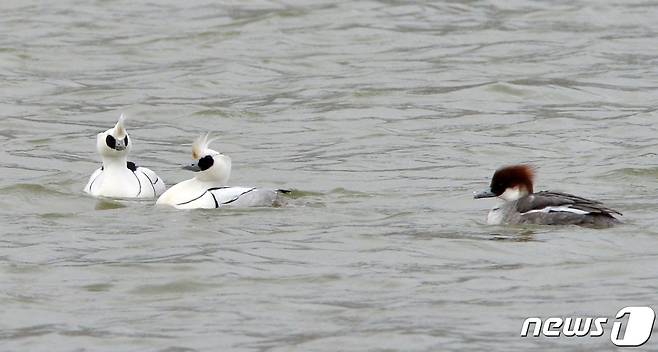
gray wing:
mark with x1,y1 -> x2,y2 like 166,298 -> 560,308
516,191 -> 622,216
211,188 -> 288,208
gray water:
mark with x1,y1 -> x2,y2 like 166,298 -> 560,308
2,1 -> 658,351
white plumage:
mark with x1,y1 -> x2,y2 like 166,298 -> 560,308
84,114 -> 166,199
156,134 -> 287,209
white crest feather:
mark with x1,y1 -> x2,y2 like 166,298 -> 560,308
114,113 -> 127,138
192,133 -> 218,160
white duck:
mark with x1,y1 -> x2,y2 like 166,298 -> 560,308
84,114 -> 166,198
156,134 -> 288,209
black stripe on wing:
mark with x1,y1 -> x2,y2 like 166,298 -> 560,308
176,187 -> 230,207
176,191 -> 208,206
220,188 -> 256,205
139,169 -> 157,196
87,170 -> 102,192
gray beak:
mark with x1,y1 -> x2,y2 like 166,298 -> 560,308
474,189 -> 496,199
183,163 -> 201,172
114,139 -> 126,151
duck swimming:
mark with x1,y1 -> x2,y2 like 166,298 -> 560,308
84,114 -> 166,199
156,134 -> 288,209
474,164 -> 621,228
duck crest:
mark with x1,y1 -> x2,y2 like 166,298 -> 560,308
192,133 -> 218,160
113,113 -> 127,139
492,164 -> 535,194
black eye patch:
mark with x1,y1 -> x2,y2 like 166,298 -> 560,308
106,135 -> 116,149
198,155 -> 214,171
491,182 -> 504,195
124,136 -> 128,146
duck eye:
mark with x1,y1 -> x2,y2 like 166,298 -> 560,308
491,182 -> 504,193
198,155 -> 214,171
124,136 -> 128,146
106,135 -> 116,149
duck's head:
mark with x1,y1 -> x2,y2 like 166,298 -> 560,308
474,164 -> 534,201
96,114 -> 131,158
183,133 -> 232,184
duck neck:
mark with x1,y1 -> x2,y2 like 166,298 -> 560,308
193,174 -> 228,188
102,155 -> 128,171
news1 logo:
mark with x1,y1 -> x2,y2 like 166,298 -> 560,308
521,306 -> 656,347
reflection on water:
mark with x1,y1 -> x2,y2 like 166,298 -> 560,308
489,229 -> 538,242
94,199 -> 128,210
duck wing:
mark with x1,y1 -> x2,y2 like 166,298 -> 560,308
209,187 -> 287,208
134,166 -> 166,197
516,191 -> 622,216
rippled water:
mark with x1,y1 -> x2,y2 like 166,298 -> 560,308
2,1 -> 658,351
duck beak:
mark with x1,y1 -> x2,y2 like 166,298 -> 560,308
183,163 -> 201,172
113,139 -> 126,151
474,189 -> 496,199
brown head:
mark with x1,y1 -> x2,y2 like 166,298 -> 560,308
474,164 -> 535,201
